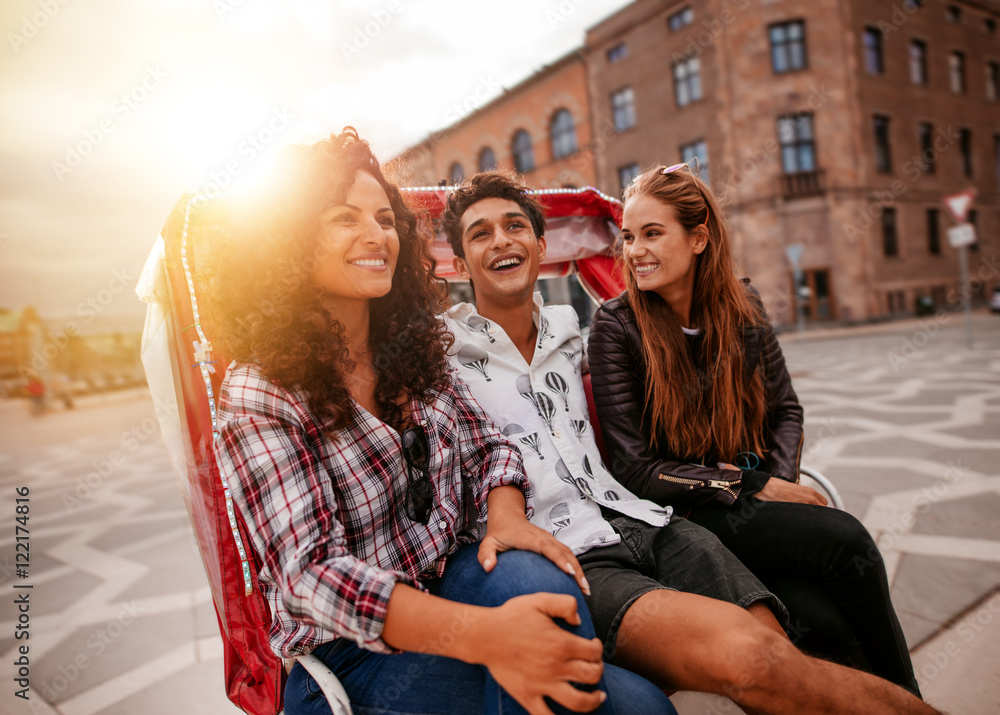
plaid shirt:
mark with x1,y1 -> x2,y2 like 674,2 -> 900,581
215,363 -> 531,658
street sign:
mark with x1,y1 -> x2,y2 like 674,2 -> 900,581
947,223 -> 976,248
943,189 -> 976,224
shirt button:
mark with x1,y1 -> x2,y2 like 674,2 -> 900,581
438,521 -> 448,531
554,431 -> 562,438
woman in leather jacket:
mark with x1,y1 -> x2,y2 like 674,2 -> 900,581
588,163 -> 921,695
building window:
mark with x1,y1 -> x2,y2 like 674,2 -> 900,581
478,147 -> 497,172
863,28 -> 884,74
950,52 -> 966,93
918,122 -> 935,174
874,116 -> 892,173
883,208 -> 899,257
611,87 -> 636,132
550,109 -> 577,159
607,43 -> 627,63
960,128 -> 973,177
511,130 -> 534,174
947,5 -> 961,22
668,6 -> 693,31
909,40 -> 928,85
927,208 -> 941,254
988,61 -> 1000,100
449,162 -> 464,185
618,163 -> 640,194
769,21 -> 807,73
680,138 -> 709,175
777,113 -> 816,173
673,56 -> 702,107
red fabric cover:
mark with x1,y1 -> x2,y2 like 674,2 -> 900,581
161,197 -> 283,715
576,255 -> 625,303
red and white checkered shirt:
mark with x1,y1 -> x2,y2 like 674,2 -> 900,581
215,363 -> 531,658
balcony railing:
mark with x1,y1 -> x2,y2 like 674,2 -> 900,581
780,169 -> 825,200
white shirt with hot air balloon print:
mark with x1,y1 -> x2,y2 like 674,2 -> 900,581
444,294 -> 671,556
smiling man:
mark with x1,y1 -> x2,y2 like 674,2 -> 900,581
438,172 -> 939,715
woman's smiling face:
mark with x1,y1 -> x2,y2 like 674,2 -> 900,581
310,170 -> 400,315
621,193 -> 706,304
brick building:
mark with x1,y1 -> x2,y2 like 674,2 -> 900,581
390,50 -> 598,190
395,0 -> 1000,326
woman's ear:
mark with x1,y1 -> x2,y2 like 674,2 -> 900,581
691,225 -> 709,255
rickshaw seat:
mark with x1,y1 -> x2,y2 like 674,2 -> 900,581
138,185 -> 840,715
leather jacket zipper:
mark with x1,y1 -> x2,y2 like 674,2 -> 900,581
658,473 -> 742,499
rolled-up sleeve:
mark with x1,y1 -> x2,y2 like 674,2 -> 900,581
216,369 -> 418,656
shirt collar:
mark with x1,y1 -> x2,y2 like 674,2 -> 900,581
446,292 -> 547,327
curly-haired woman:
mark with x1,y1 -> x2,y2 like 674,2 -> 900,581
588,163 -> 920,696
203,129 -> 672,715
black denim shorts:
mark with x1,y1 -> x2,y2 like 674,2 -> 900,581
577,513 -> 788,662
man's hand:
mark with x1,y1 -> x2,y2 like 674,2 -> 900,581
755,477 -> 828,506
476,592 -> 606,715
484,485 -> 590,595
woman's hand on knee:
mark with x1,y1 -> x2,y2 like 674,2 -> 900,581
479,516 -> 590,595
755,478 -> 828,506
479,592 -> 606,714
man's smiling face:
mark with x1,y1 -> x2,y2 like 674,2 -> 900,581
453,197 -> 546,309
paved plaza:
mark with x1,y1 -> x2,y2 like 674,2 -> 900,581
1,311 -> 998,715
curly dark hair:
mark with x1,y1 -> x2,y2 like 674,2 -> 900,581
441,171 -> 546,259
198,128 -> 453,433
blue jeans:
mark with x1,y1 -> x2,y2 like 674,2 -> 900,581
284,544 -> 675,715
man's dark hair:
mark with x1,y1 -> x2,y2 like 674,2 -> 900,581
442,172 -> 546,259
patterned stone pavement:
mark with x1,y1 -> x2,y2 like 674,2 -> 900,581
1,311 -> 997,715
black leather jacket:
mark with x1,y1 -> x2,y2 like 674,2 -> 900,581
588,292 -> 804,509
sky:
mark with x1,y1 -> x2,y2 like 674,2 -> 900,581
0,0 -> 634,324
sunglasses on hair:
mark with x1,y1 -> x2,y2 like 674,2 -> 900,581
661,157 -> 701,175
401,425 -> 433,524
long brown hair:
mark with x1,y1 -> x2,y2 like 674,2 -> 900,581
622,166 -> 767,463
199,128 -> 453,433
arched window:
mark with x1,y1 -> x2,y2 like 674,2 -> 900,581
512,130 -> 535,173
449,162 -> 464,185
478,147 -> 497,172
550,109 -> 577,159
